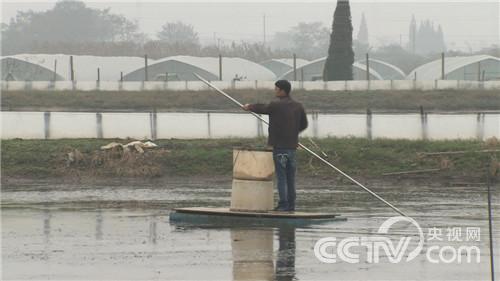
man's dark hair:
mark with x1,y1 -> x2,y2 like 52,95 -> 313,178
275,80 -> 291,95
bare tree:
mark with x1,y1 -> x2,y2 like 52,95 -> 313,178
157,21 -> 200,46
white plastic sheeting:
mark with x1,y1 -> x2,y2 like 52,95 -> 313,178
260,58 -> 310,76
7,54 -> 148,81
1,57 -> 64,81
407,55 -> 500,81
356,59 -> 406,80
280,56 -> 383,81
123,55 -> 276,81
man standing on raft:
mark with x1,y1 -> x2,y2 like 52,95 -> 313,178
243,80 -> 308,212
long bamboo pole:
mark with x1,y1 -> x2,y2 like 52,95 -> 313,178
194,73 -> 409,217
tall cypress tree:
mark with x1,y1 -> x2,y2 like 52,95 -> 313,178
408,15 -> 417,53
357,13 -> 369,45
323,0 -> 354,81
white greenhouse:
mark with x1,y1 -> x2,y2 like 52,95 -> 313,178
356,59 -> 406,80
407,55 -> 500,81
1,57 -> 64,81
260,58 -> 310,77
123,56 -> 276,82
6,54 -> 148,81
279,57 -> 383,81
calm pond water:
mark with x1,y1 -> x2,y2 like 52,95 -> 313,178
2,178 -> 499,280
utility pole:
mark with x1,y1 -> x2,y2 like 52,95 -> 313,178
219,54 -> 223,81
477,62 -> 481,81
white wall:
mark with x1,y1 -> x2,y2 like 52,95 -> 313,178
1,111 -> 498,141
2,80 -> 500,92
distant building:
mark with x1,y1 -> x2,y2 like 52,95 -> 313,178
407,17 -> 446,55
407,55 -> 500,81
357,13 -> 369,46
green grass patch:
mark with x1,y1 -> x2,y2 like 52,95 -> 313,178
1,138 -> 498,182
2,89 -> 499,112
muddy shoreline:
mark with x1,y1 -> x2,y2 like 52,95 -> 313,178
1,173 -> 493,191
2,138 -> 498,188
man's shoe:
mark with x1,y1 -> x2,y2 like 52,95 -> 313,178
273,206 -> 288,211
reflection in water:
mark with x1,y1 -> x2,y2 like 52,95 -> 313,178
43,207 -> 51,244
95,210 -> 103,241
231,228 -> 274,281
276,226 -> 296,281
4,181 -> 498,280
149,216 -> 157,245
231,227 -> 296,281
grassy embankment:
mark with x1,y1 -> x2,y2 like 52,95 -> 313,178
2,89 -> 500,112
2,138 -> 498,184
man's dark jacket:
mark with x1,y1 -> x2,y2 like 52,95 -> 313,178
249,96 -> 308,149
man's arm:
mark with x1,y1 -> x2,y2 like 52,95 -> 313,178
243,103 -> 273,115
299,106 -> 308,132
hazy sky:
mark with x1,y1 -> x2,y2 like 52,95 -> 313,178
2,1 -> 499,51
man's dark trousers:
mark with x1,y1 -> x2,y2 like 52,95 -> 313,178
273,148 -> 297,211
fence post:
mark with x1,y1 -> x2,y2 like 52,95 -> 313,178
207,112 -> 212,138
70,55 -> 76,90
96,67 -> 100,90
478,62 -> 481,81
119,72 -> 124,91
150,109 -> 157,140
53,59 -> 58,82
420,105 -> 428,140
44,112 -> 51,139
366,108 -> 372,140
219,54 -> 223,81
96,112 -> 103,138
293,53 -> 297,81
366,53 -> 370,81
144,54 -> 149,81
257,114 -> 264,137
70,55 -> 74,82
300,69 -> 305,89
312,111 -> 319,138
476,113 -> 485,140
441,52 -> 445,80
